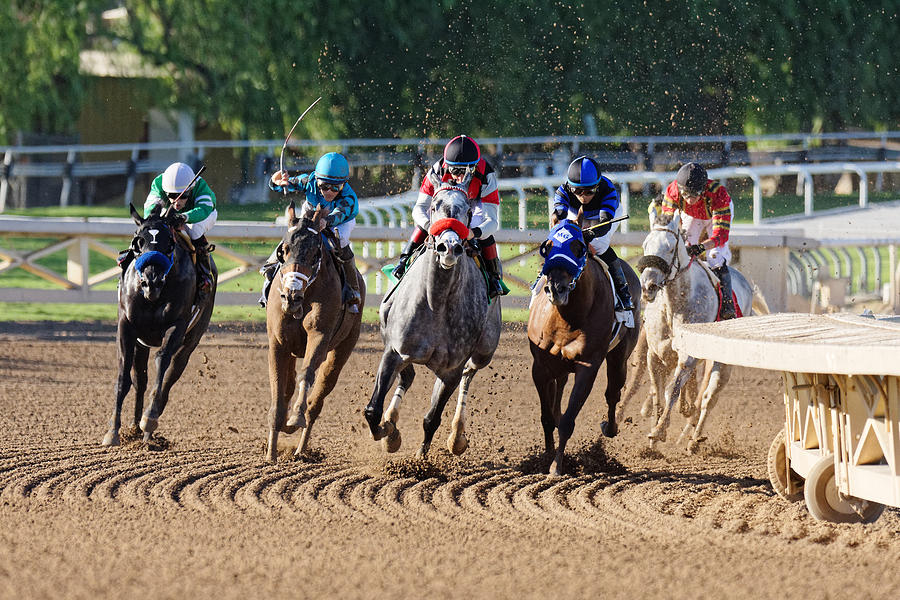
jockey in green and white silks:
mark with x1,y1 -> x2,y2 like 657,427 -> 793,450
141,162 -> 217,299
262,152 -> 361,312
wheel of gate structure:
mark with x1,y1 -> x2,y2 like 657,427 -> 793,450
803,455 -> 885,523
766,428 -> 804,502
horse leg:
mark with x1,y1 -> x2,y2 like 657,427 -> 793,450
646,351 -> 666,420
383,365 -> 414,453
140,324 -> 187,441
617,327 -> 648,422
103,321 -> 136,447
676,361 -> 708,444
294,333 -> 357,456
688,362 -> 732,452
266,344 -> 294,463
602,344 -> 631,438
286,333 -> 330,433
550,365 -> 600,477
648,356 -> 700,449
141,335 -> 192,441
447,364 -> 475,456
531,360 -> 558,454
364,347 -> 404,442
130,344 -> 150,437
418,370 -> 463,459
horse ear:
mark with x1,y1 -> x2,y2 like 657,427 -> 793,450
570,240 -> 586,258
286,200 -> 298,224
314,205 -> 330,230
576,206 -> 585,228
130,203 -> 144,225
539,240 -> 550,258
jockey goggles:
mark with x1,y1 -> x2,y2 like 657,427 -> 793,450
571,185 -> 598,197
678,184 -> 702,199
316,179 -> 345,193
447,164 -> 476,177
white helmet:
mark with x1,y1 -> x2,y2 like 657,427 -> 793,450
161,162 -> 196,194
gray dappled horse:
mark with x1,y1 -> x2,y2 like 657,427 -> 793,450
264,202 -> 364,462
102,204 -> 217,446
365,185 -> 501,457
638,211 -> 767,451
528,220 -> 642,476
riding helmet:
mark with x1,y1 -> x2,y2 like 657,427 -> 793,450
566,156 -> 601,188
314,152 -> 350,182
443,135 -> 481,166
161,162 -> 196,194
676,162 -> 708,195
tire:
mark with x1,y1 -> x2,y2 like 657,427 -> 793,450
803,455 -> 885,523
766,428 -> 803,502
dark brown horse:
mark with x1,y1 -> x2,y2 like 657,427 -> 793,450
265,202 -> 365,462
528,220 -> 641,476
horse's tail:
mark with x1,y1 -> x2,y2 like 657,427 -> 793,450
750,283 -> 771,315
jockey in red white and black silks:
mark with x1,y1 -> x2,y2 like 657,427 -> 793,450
660,162 -> 736,319
394,135 -> 506,298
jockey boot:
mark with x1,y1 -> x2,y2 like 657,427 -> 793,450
117,248 -> 134,272
194,236 -> 213,302
608,260 -> 636,311
485,257 -> 507,299
714,265 -> 736,320
258,244 -> 281,307
392,238 -> 423,281
338,245 -> 361,313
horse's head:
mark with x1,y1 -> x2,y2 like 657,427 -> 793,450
538,221 -> 588,306
129,203 -> 179,302
428,185 -> 471,269
278,201 -> 327,317
637,210 -> 685,303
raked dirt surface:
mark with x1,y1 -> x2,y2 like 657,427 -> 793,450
1,321 -> 898,599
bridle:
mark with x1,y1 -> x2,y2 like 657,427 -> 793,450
636,224 -> 693,287
427,186 -> 473,251
132,222 -> 176,281
278,225 -> 323,297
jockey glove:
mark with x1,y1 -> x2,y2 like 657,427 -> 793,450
470,226 -> 482,240
173,212 -> 188,228
585,210 -> 613,241
687,243 -> 705,257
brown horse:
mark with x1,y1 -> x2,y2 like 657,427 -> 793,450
265,202 -> 365,462
528,220 -> 641,476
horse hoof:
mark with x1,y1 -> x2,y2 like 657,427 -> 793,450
142,431 -> 153,443
101,431 -> 120,447
549,459 -> 563,477
687,440 -> 701,454
382,428 -> 402,453
448,432 -> 468,456
600,421 -> 618,438
371,420 -> 395,442
284,412 -> 307,433
140,415 -> 158,435
415,443 -> 430,459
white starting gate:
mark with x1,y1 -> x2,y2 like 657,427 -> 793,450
674,313 -> 900,523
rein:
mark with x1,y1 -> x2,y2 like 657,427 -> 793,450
637,225 -> 692,287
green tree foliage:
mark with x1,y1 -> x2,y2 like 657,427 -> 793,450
1,0 -> 897,145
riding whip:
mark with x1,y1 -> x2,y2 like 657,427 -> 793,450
279,96 -> 323,195
582,214 -> 630,234
165,165 -> 206,218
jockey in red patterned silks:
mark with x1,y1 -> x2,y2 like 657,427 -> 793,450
660,162 -> 736,319
392,135 -> 507,299
551,156 -> 635,312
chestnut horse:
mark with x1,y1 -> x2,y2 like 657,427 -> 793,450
264,202 -> 365,462
528,220 -> 641,476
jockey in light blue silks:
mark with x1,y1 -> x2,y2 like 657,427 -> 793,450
550,156 -> 634,312
261,152 -> 361,313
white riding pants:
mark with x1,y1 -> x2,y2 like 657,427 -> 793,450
185,209 -> 217,240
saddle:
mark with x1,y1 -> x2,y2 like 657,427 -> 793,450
589,255 -> 635,328
700,262 -> 743,321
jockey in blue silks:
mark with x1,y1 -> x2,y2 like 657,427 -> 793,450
551,156 -> 634,311
260,152 -> 361,312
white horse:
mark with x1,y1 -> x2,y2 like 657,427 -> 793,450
637,211 -> 768,450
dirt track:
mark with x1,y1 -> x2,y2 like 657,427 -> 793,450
1,321 -> 898,599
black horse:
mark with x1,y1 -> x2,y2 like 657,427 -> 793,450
101,204 -> 218,446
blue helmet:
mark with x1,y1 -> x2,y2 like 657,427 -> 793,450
566,156 -> 601,188
314,152 -> 350,182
